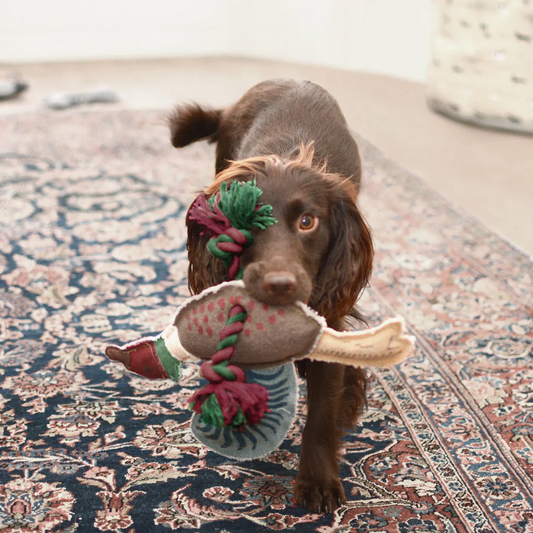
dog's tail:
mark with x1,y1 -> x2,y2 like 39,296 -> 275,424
168,103 -> 222,148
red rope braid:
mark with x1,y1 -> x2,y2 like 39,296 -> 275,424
188,304 -> 270,430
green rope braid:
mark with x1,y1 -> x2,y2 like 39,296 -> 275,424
211,306 -> 247,379
206,231 -> 253,280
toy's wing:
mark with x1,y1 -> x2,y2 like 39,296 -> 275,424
310,317 -> 415,367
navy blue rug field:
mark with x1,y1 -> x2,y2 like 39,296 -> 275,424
1,110 -> 532,532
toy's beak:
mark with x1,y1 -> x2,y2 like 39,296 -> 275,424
105,346 -> 131,367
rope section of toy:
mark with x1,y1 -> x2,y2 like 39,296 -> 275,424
188,180 -> 276,280
187,180 -> 277,430
206,227 -> 251,280
187,304 -> 270,429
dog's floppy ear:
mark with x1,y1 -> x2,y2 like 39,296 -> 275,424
310,182 -> 373,325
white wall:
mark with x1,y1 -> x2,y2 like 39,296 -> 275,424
0,0 -> 433,82
228,0 -> 433,82
0,1 -> 233,61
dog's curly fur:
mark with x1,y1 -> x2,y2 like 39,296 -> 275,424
169,79 -> 374,513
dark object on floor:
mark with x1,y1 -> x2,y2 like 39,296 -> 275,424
0,79 -> 29,101
44,88 -> 119,109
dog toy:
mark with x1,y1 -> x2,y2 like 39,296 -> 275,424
106,280 -> 414,376
0,71 -> 28,101
44,88 -> 119,110
104,180 -> 415,458
105,281 -> 414,458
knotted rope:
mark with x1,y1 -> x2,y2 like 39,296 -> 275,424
187,304 -> 270,429
187,180 -> 277,430
189,180 -> 276,280
206,226 -> 251,280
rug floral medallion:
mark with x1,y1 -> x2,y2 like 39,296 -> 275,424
0,110 -> 532,532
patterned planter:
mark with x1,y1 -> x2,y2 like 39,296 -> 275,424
427,0 -> 533,133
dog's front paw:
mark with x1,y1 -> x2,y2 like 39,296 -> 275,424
293,474 -> 345,513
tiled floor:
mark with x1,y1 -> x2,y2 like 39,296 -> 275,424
2,57 -> 532,256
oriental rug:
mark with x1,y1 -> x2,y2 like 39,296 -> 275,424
0,110 -> 532,532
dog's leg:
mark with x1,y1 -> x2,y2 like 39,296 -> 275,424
294,360 -> 346,513
337,366 -> 368,430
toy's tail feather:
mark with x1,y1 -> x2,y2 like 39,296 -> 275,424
168,103 -> 222,148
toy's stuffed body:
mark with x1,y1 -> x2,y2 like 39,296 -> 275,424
106,280 -> 414,372
105,280 -> 414,459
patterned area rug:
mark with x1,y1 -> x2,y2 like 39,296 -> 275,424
1,109 -> 532,533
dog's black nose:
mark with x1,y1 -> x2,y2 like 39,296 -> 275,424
262,272 -> 298,303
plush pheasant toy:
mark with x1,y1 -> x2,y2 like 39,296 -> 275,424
105,180 -> 415,459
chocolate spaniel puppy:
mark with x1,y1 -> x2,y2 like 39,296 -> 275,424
169,79 -> 373,513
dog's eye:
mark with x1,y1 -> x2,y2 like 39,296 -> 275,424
298,214 -> 318,232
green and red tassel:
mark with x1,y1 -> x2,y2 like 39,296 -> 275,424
188,180 -> 277,280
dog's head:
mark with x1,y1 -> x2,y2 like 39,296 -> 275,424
186,145 -> 373,324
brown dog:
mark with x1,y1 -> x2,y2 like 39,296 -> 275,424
169,79 -> 373,513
